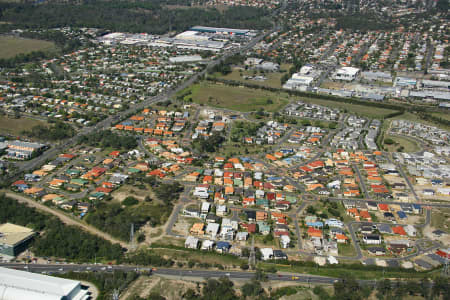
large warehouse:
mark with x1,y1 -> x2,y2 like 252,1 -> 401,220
0,267 -> 89,300
0,223 -> 35,259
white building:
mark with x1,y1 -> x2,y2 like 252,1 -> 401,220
333,67 -> 360,81
0,266 -> 89,300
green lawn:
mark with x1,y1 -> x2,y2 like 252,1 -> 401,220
297,96 -> 398,119
0,36 -> 57,59
338,243 -> 357,257
0,115 -> 47,136
182,82 -> 290,112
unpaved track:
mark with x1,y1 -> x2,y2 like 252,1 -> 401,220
3,191 -> 129,248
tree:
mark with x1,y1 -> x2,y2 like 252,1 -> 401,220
241,280 -> 264,297
202,277 -> 238,300
384,138 -> 395,145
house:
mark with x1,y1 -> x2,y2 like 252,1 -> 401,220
404,225 -> 417,237
190,223 -> 205,236
368,247 -> 386,256
273,250 -> 288,260
363,234 -> 381,245
260,248 -> 274,260
201,240 -> 214,250
236,232 -> 249,241
280,235 -> 290,248
206,223 -> 220,238
184,207 -> 200,218
392,226 -> 407,236
185,236 -> 199,249
335,234 -> 348,244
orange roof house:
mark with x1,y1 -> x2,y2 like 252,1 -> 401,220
307,227 -> 323,238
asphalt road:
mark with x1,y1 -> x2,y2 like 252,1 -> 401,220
0,263 -> 342,285
352,163 -> 369,199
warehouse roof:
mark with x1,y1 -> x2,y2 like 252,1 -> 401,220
0,266 -> 88,300
0,223 -> 34,246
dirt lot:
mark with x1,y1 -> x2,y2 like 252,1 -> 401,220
414,184 -> 450,202
173,215 -> 199,236
111,185 -> 151,202
120,276 -> 198,300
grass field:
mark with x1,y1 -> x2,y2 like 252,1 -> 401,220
0,116 -> 47,136
383,134 -> 421,153
182,82 -> 290,112
0,36 -> 57,59
213,64 -> 292,89
297,96 -> 398,119
431,112 -> 450,122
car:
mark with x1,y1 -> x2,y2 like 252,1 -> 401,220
58,268 -> 64,271
86,267 -> 91,270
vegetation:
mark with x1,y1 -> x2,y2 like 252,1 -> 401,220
0,194 -> 123,261
183,277 -> 238,300
0,115 -> 47,136
191,133 -> 225,153
183,82 -> 290,112
59,271 -> 139,300
86,181 -> 182,241
230,121 -> 263,142
78,130 -> 137,150
22,121 -> 75,141
0,36 -> 56,59
0,2 -> 271,34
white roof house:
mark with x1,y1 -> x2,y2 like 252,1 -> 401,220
0,266 -> 89,300
260,248 -> 274,260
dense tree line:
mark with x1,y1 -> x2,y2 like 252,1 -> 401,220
335,14 -> 396,32
191,132 -> 225,153
22,121 -> 75,141
85,181 -> 182,241
59,271 -> 139,300
0,194 -> 123,261
78,130 -> 137,150
0,1 -> 271,34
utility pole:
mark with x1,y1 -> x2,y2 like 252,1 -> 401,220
249,235 -> 256,269
130,223 -> 135,250
112,289 -> 119,300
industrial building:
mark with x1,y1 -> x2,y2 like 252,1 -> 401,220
0,223 -> 35,259
0,266 -> 89,300
190,26 -> 250,36
6,140 -> 45,160
332,67 -> 360,81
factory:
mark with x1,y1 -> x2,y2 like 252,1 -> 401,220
190,26 -> 251,36
0,266 -> 89,300
0,223 -> 35,260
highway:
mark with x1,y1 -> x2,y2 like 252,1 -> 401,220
0,263 -> 344,285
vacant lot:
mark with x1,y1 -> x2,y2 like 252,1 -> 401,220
0,116 -> 47,136
298,96 -> 398,119
0,36 -> 56,59
182,82 -> 290,112
383,134 -> 421,153
214,64 -> 292,89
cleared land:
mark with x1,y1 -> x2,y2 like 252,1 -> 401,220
298,96 -> 398,119
0,36 -> 56,59
214,64 -> 292,89
383,134 -> 421,153
182,82 -> 290,112
0,115 -> 47,136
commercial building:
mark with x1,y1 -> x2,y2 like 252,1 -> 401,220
190,26 -> 250,36
333,67 -> 360,81
0,266 -> 89,300
6,140 -> 45,160
0,223 -> 35,259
